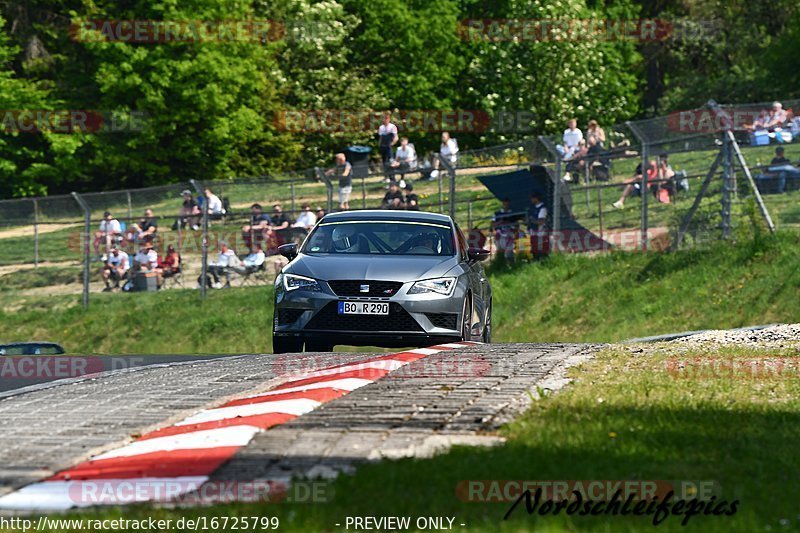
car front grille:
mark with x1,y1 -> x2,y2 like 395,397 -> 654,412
277,309 -> 305,325
328,280 -> 404,297
425,313 -> 458,330
305,302 -> 423,332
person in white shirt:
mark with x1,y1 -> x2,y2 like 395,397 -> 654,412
433,132 -> 459,172
561,119 -> 583,159
764,101 -> 787,131
133,241 -> 158,272
230,244 -> 267,278
204,188 -> 225,219
292,203 -> 318,231
390,137 -> 417,180
102,246 -> 130,291
202,242 -> 240,288
93,211 -> 122,257
377,111 -> 399,173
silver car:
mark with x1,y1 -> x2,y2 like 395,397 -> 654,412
272,210 -> 492,353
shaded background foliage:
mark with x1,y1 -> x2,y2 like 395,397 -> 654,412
0,0 -> 797,197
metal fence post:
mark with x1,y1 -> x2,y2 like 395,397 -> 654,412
538,136 -> 562,239
362,176 -> 367,209
71,192 -> 91,309
126,190 -> 132,221
467,201 -> 473,230
626,121 -> 649,251
190,179 -> 208,300
290,176 -> 296,215
33,198 -> 39,268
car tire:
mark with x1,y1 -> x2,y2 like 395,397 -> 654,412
482,300 -> 492,343
273,335 -> 303,354
460,294 -> 472,342
305,339 -> 334,352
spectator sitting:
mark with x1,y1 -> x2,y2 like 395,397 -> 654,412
242,203 -> 272,247
586,119 -> 606,148
127,208 -> 158,244
565,138 -> 589,180
402,182 -> 419,211
560,119 -> 583,159
292,203 -> 318,231
204,188 -> 226,220
230,243 -> 267,277
174,190 -> 201,231
382,181 -> 405,209
315,206 -> 326,221
390,137 -> 417,180
746,110 -> 769,133
157,244 -> 181,279
199,242 -> 241,289
377,111 -> 399,177
758,146 -> 800,194
265,203 -> 292,251
325,153 -> 352,210
93,211 -> 122,259
133,240 -> 159,272
432,131 -> 459,171
764,101 -> 787,131
612,160 -> 658,209
102,245 -> 130,292
492,198 -> 521,260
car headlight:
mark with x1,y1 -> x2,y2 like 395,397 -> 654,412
283,273 -> 321,292
408,277 -> 456,296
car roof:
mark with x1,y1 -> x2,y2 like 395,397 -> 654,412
320,210 -> 453,225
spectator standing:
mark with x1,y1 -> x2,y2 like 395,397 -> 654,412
175,190 -> 201,231
377,112 -> 399,174
586,120 -> 606,147
93,211 -> 122,259
381,181 -> 405,209
128,208 -> 158,244
325,153 -> 352,210
402,182 -> 419,210
293,204 -> 318,231
561,119 -> 583,159
102,246 -> 130,291
527,192 -> 549,260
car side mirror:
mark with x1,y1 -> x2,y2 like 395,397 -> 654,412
278,243 -> 298,260
468,248 -> 491,262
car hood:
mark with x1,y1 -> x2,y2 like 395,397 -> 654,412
287,254 -> 460,283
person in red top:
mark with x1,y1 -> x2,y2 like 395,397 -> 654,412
157,244 -> 181,285
613,161 -> 657,209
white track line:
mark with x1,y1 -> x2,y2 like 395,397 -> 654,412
176,398 -> 321,426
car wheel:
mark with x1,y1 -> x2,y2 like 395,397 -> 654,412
460,294 -> 472,342
305,339 -> 334,352
482,300 -> 492,343
273,335 -> 303,354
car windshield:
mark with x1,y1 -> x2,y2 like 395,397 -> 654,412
302,220 -> 455,256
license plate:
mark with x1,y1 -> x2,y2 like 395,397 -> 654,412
338,301 -> 389,315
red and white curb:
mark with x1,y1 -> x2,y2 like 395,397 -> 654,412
0,342 -> 479,512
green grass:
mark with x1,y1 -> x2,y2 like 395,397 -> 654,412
33,343 -> 800,532
0,265 -> 82,291
0,231 -> 797,353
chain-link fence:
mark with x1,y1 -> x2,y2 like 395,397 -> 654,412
1,98 -> 797,305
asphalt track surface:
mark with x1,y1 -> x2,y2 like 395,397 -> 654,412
0,354 -> 246,396
0,343 -> 599,512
